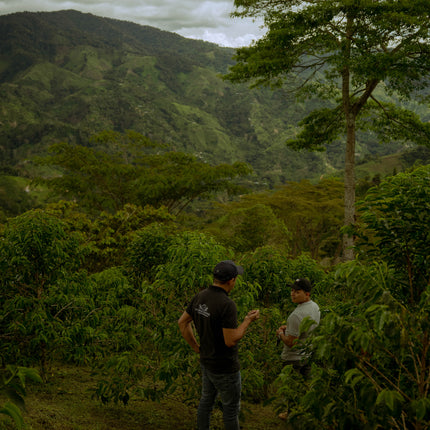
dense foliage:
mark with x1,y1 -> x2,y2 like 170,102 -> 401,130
1,10 -> 430,428
0,176 -> 37,222
225,0 -> 430,259
278,261 -> 430,429
1,163 -> 429,428
35,131 -> 252,215
276,166 -> 430,429
356,166 -> 430,303
205,178 -> 344,260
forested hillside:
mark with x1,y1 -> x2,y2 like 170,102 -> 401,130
1,8 -> 430,430
0,9 -> 418,187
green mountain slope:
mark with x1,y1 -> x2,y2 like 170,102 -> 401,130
0,10 -> 421,186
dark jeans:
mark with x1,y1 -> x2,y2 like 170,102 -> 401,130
197,364 -> 241,430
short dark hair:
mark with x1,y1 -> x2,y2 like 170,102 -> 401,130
213,260 -> 244,283
291,278 -> 312,292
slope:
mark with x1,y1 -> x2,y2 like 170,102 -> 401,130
0,10 -> 416,186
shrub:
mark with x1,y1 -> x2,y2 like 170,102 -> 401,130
0,210 -> 88,372
282,261 -> 430,429
356,165 -> 430,303
125,222 -> 177,283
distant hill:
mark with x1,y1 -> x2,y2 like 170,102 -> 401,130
0,10 -> 422,186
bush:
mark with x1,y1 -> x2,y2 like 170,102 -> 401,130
240,246 -> 292,305
206,204 -> 291,253
240,248 -> 326,306
356,165 -> 430,303
125,222 -> 177,283
0,210 -> 88,372
283,261 -> 430,429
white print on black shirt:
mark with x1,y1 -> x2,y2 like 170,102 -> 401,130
196,304 -> 210,318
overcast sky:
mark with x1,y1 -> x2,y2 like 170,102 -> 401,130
0,0 -> 266,47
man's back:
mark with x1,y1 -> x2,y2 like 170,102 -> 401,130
187,285 -> 239,373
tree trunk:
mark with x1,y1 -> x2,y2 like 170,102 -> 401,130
343,113 -> 356,261
341,21 -> 355,262
340,15 -> 356,261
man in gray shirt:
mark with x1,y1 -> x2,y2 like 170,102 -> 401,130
276,278 -> 320,374
276,278 -> 320,420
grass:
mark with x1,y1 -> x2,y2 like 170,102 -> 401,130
327,151 -> 406,184
5,364 -> 285,430
355,152 -> 404,178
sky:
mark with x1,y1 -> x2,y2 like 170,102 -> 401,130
0,0 -> 266,47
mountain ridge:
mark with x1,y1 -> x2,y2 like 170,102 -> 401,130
0,10 -> 413,185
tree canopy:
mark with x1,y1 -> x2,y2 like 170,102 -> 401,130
206,178 -> 344,260
225,0 -> 430,260
36,131 -> 252,214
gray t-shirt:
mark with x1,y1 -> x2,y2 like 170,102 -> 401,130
281,300 -> 320,362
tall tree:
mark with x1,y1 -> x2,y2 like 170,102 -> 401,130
224,0 -> 430,260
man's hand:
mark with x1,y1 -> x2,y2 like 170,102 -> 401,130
276,325 -> 286,337
246,309 -> 260,321
223,309 -> 260,347
276,324 -> 297,348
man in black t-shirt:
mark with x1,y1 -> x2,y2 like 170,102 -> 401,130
178,260 -> 259,430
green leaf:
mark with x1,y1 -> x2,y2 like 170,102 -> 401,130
344,368 -> 364,388
18,367 -> 43,384
0,402 -> 24,429
376,389 -> 404,412
299,315 -> 318,334
411,397 -> 430,421
4,387 -> 25,410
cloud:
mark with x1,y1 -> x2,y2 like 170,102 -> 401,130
0,0 -> 265,47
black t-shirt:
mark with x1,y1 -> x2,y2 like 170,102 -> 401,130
186,285 -> 239,373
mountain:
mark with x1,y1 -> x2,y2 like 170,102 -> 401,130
0,10 -> 419,186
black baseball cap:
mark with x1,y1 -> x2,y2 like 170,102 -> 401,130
213,260 -> 244,282
291,278 -> 312,292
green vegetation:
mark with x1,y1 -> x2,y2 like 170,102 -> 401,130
1,9 -> 430,430
0,366 -> 42,429
35,131 -> 252,215
0,10 -> 329,185
204,179 -> 344,260
226,0 -> 430,259
1,160 -> 429,428
356,167 -> 430,303
0,176 -> 38,222
1,10 -> 426,190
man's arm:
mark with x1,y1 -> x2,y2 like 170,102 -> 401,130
277,324 -> 298,348
223,309 -> 260,348
178,311 -> 200,353
278,331 -> 298,348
